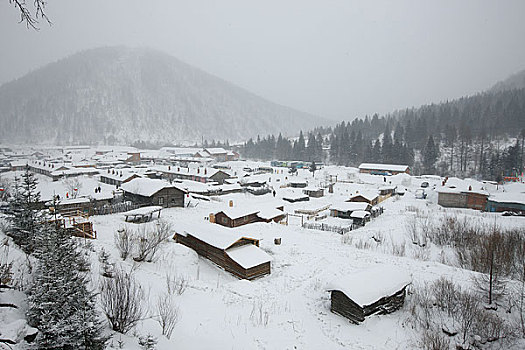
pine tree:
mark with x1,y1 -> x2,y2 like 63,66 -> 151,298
27,222 -> 107,349
8,167 -> 43,254
422,136 -> 439,174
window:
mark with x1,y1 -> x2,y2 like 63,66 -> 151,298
159,197 -> 164,205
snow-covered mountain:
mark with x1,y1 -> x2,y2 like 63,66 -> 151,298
0,47 -> 324,145
490,68 -> 525,93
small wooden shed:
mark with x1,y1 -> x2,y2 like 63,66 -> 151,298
327,266 -> 411,324
330,202 -> 371,219
303,187 -> 325,198
173,224 -> 271,280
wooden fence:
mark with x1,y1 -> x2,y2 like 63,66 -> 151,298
302,222 -> 354,234
92,201 -> 142,216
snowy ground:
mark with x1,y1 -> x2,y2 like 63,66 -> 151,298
2,162 -> 525,349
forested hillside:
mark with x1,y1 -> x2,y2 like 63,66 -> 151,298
240,79 -> 525,180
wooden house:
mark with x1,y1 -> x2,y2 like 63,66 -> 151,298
153,166 -> 232,185
350,210 -> 371,227
173,224 -> 271,280
437,189 -> 489,210
486,194 -> 525,214
327,266 -> 411,324
290,181 -> 308,188
347,192 -> 379,206
358,163 -> 410,175
121,178 -> 186,208
214,205 -> 285,228
303,187 -> 324,198
100,169 -> 141,187
378,186 -> 397,197
330,202 -> 371,219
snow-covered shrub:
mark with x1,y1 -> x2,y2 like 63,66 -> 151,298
114,227 -> 134,260
249,300 -> 270,327
408,278 -> 517,349
138,333 -> 157,350
418,327 -> 450,350
133,220 -> 172,262
100,267 -> 146,334
166,272 -> 188,296
98,248 -> 114,278
156,293 -> 180,339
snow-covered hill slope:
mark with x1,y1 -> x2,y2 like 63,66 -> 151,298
0,47 -> 325,145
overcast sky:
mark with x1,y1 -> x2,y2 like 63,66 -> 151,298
1,0 -> 525,121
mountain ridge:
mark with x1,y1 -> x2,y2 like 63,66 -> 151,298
0,46 -> 325,145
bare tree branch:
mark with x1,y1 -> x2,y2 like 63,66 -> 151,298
8,0 -> 51,30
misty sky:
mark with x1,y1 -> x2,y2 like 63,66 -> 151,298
1,0 -> 525,121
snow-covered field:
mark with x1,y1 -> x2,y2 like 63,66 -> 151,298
2,161 -> 525,349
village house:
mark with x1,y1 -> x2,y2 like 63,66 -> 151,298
485,193 -> 525,213
152,165 -> 232,185
330,202 -> 371,220
302,187 -> 325,198
347,191 -> 379,206
437,188 -> 489,210
358,163 -> 410,175
378,185 -> 397,197
99,169 -> 142,187
173,223 -> 272,280
327,266 -> 411,324
213,203 -> 286,228
120,178 -> 187,208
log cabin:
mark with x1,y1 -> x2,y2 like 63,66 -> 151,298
173,224 -> 271,280
120,178 -> 187,208
327,266 -> 411,324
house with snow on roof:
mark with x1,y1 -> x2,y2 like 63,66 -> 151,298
327,266 -> 411,324
358,163 -> 410,175
213,202 -> 286,228
173,223 -> 271,280
120,178 -> 187,208
347,191 -> 380,206
100,169 -> 142,187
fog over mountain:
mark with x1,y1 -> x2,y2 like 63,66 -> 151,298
0,47 -> 324,145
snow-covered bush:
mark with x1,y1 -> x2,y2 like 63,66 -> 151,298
133,220 -> 172,262
156,293 -> 180,339
166,272 -> 188,296
138,333 -> 157,350
114,227 -> 134,260
100,267 -> 145,334
408,278 -> 516,349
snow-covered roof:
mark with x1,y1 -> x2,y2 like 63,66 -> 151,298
226,244 -> 272,269
120,178 -> 185,197
51,168 -> 99,177
327,266 -> 411,307
350,210 -> 370,219
257,207 -> 286,220
489,192 -> 525,205
100,169 -> 141,182
176,223 -> 252,250
349,191 -> 379,201
358,163 -> 409,172
331,202 -> 370,212
218,207 -> 260,220
123,206 -> 163,216
204,148 -> 228,155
